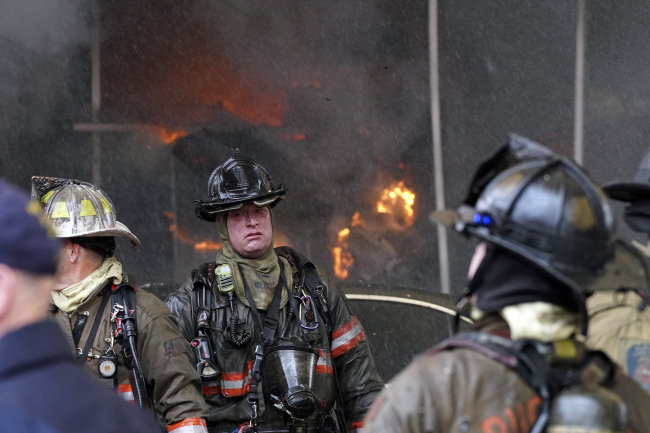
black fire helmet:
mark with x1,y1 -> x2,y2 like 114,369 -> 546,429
195,150 -> 287,222
602,147 -> 650,233
431,134 -> 650,335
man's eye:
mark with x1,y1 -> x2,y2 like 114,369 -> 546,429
256,208 -> 267,214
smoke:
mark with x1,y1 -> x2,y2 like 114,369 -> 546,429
0,0 -> 89,184
0,0 -> 88,51
0,0 -> 88,137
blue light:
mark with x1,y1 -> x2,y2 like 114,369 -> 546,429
473,214 -> 481,224
483,216 -> 491,225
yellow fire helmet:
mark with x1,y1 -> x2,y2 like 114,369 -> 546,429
30,176 -> 140,246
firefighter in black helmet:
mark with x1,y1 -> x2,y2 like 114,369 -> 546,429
166,151 -> 384,433
364,135 -> 650,433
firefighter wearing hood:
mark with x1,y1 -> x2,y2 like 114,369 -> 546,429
586,148 -> 650,393
363,135 -> 650,433
165,151 -> 384,432
32,177 -> 208,433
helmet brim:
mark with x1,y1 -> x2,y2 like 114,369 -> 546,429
195,188 -> 286,222
430,207 -> 649,294
56,220 -> 141,247
602,181 -> 650,202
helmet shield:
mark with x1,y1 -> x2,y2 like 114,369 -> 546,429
262,344 -> 319,420
31,176 -> 140,246
196,151 -> 286,221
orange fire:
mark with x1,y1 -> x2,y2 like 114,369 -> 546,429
331,212 -> 365,279
332,225 -> 355,280
156,127 -> 189,144
164,212 -> 222,252
376,181 -> 416,226
331,178 -> 416,279
282,133 -> 307,142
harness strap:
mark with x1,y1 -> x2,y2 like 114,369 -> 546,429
241,260 -> 287,346
241,259 -> 288,426
296,263 -> 348,433
77,288 -> 110,367
112,273 -> 148,409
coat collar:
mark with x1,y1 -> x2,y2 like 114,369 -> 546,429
0,321 -> 74,379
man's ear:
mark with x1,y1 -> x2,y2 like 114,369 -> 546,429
0,264 -> 17,321
64,241 -> 81,264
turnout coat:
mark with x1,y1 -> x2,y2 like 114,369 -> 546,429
51,281 -> 208,428
165,246 -> 384,430
363,316 -> 650,433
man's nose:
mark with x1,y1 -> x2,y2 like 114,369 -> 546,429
246,213 -> 259,226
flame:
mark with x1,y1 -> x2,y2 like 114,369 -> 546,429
164,212 -> 222,252
350,211 -> 366,228
376,181 -> 416,226
156,127 -> 189,144
331,180 -> 415,279
332,222 -> 356,279
282,133 -> 307,142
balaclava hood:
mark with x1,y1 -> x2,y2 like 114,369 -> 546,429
215,208 -> 291,310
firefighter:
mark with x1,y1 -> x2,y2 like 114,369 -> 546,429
364,135 -> 650,433
31,176 -> 208,433
165,151 -> 384,433
586,148 -> 650,392
0,179 -> 160,433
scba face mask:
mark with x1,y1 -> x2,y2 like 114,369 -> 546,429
262,343 -> 319,420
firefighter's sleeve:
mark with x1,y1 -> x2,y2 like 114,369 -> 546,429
164,279 -> 196,343
322,271 -> 384,432
136,290 -> 208,431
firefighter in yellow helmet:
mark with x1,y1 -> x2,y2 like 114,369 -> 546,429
32,176 -> 208,433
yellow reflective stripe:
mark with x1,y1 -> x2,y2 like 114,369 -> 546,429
554,339 -> 578,359
99,198 -> 112,214
51,201 -> 70,218
79,199 -> 98,217
41,190 -> 55,203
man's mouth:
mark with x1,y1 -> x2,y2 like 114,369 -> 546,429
245,231 -> 263,240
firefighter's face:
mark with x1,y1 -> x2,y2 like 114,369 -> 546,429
227,203 -> 273,258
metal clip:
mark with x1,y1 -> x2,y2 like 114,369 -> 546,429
110,304 -> 123,322
299,295 -> 319,330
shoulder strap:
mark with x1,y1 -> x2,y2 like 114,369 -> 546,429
192,262 -> 216,330
189,262 -> 220,380
77,287 -> 111,366
111,273 -> 148,409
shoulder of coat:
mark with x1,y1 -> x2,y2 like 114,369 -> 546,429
135,289 -> 174,324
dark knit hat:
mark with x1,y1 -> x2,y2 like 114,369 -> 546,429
0,180 -> 60,274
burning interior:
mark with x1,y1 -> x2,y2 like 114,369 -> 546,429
74,0 -> 438,289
